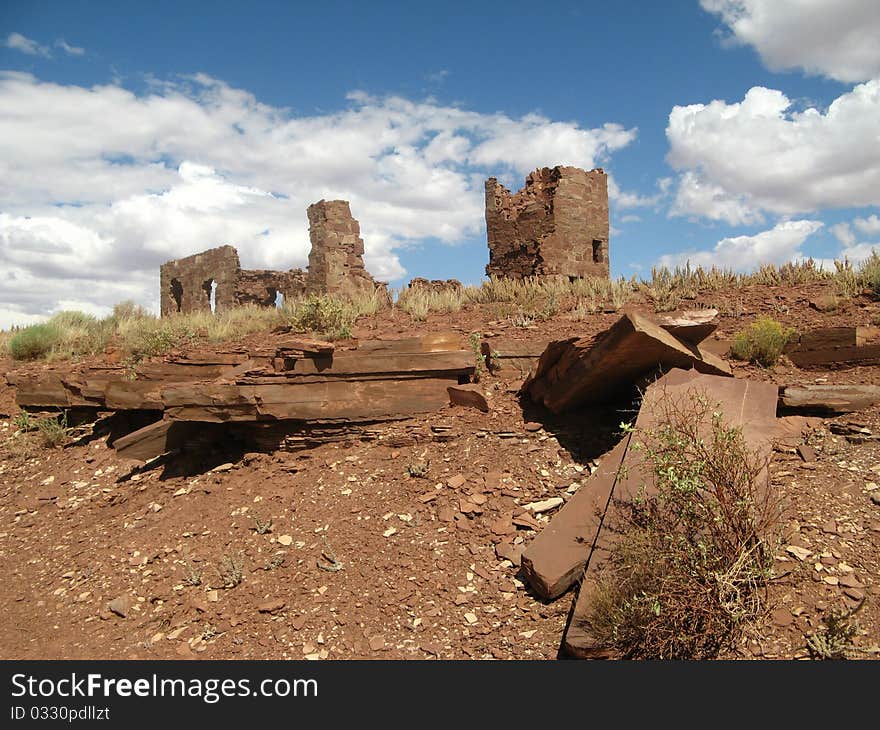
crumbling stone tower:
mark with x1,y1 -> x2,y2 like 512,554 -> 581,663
306,200 -> 380,295
485,166 -> 609,280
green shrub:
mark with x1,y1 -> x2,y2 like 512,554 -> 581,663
9,323 -> 62,360
287,295 -> 353,340
806,603 -> 865,659
36,412 -> 70,448
117,318 -> 188,363
585,393 -> 781,659
729,317 -> 796,366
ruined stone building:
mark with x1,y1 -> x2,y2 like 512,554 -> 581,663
305,200 -> 378,296
485,166 -> 609,280
159,200 -> 383,317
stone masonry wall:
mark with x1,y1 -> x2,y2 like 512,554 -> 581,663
160,245 -> 241,316
306,200 -> 382,296
485,166 -> 609,280
160,200 -> 383,317
234,269 -> 307,308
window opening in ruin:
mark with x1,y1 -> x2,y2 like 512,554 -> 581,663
203,278 -> 217,314
170,278 -> 183,313
592,240 -> 603,264
274,290 -> 284,309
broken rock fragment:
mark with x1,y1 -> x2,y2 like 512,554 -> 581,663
107,594 -> 132,618
522,309 -> 731,413
447,384 -> 489,412
779,385 -> 880,414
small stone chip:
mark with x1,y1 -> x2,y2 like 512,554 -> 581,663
524,497 -> 563,513
258,599 -> 285,614
785,545 -> 811,561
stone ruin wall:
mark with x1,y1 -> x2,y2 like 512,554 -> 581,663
160,245 -> 308,316
407,277 -> 463,293
234,268 -> 307,308
485,166 -> 609,280
159,172 -> 610,317
159,200 -> 382,317
159,245 -> 241,316
306,200 -> 383,296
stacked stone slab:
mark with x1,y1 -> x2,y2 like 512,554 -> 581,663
306,200 -> 381,296
485,166 -> 609,280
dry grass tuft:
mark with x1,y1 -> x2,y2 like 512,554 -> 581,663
396,286 -> 466,321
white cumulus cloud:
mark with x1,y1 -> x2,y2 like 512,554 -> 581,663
0,72 -> 640,328
657,219 -> 824,270
826,216 -> 880,265
701,0 -> 880,82
854,214 -> 880,236
666,82 -> 880,224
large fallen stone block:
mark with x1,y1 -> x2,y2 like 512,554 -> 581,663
562,370 -> 778,657
520,436 -> 630,600
161,377 -> 458,422
113,419 -> 203,461
5,332 -> 478,463
779,384 -> 880,413
521,369 -> 777,603
785,326 -> 880,367
522,309 -> 731,413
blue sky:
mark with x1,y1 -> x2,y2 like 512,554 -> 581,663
1,0 -> 879,326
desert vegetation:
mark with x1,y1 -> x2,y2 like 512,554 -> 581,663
1,289 -> 388,363
730,317 -> 798,367
585,394 -> 782,659
3,255 -> 880,364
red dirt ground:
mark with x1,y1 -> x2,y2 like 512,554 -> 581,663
1,282 -> 878,660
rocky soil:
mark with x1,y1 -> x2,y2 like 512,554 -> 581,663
1,282 -> 878,660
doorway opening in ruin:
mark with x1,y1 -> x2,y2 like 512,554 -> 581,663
202,279 -> 217,313
170,278 -> 183,313
273,290 -> 284,309
592,239 -> 603,264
